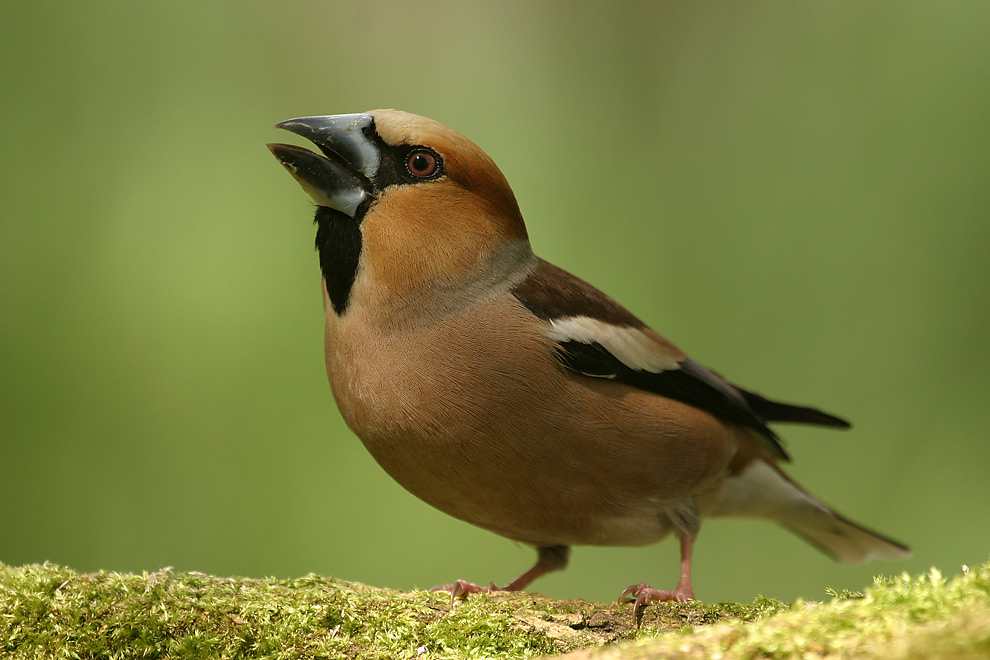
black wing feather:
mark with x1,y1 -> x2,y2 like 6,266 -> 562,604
736,387 -> 850,428
513,259 -> 848,463
555,340 -> 790,461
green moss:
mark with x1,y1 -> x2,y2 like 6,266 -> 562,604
1,561 -> 987,659
567,562 -> 990,660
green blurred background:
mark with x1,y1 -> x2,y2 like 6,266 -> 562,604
2,1 -> 988,605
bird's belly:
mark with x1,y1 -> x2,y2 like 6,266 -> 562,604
324,299 -> 733,547
339,394 -> 680,548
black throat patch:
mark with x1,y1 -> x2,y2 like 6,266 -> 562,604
314,206 -> 362,315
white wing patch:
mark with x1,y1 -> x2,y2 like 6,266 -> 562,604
547,316 -> 682,373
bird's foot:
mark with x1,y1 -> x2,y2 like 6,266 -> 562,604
619,582 -> 695,619
430,579 -> 501,603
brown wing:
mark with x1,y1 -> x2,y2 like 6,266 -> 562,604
513,260 -> 849,461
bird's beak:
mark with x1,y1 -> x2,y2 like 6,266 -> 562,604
268,114 -> 380,218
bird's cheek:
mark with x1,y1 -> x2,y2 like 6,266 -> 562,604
360,188 -> 499,297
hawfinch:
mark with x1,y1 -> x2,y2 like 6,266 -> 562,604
268,110 -> 909,614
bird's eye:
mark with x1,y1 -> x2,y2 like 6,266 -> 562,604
406,149 -> 440,179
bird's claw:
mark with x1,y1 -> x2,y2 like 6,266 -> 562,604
619,582 -> 695,619
430,579 -> 500,603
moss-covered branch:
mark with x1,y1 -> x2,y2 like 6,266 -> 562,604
1,560 -> 987,659
564,563 -> 990,660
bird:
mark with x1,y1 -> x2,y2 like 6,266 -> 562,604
267,110 -> 910,616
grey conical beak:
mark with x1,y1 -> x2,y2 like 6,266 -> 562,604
268,113 -> 380,218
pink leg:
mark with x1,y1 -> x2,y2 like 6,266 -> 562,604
620,532 -> 696,618
431,545 -> 569,601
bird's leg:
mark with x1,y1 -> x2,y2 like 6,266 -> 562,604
620,531 -> 696,618
431,545 -> 569,601
503,544 -> 570,590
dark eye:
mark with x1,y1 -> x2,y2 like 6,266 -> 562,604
406,149 -> 440,179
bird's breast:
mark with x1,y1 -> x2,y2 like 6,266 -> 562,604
321,291 -> 738,547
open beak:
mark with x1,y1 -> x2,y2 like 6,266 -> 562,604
268,113 -> 380,218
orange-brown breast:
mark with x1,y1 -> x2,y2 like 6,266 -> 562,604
323,287 -> 741,547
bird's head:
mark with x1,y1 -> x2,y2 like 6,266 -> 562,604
269,110 -> 534,323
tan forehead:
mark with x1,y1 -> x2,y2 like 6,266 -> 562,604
366,108 -> 503,185
366,109 -> 465,148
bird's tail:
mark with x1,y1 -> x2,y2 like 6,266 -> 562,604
779,500 -> 911,565
711,459 -> 911,565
